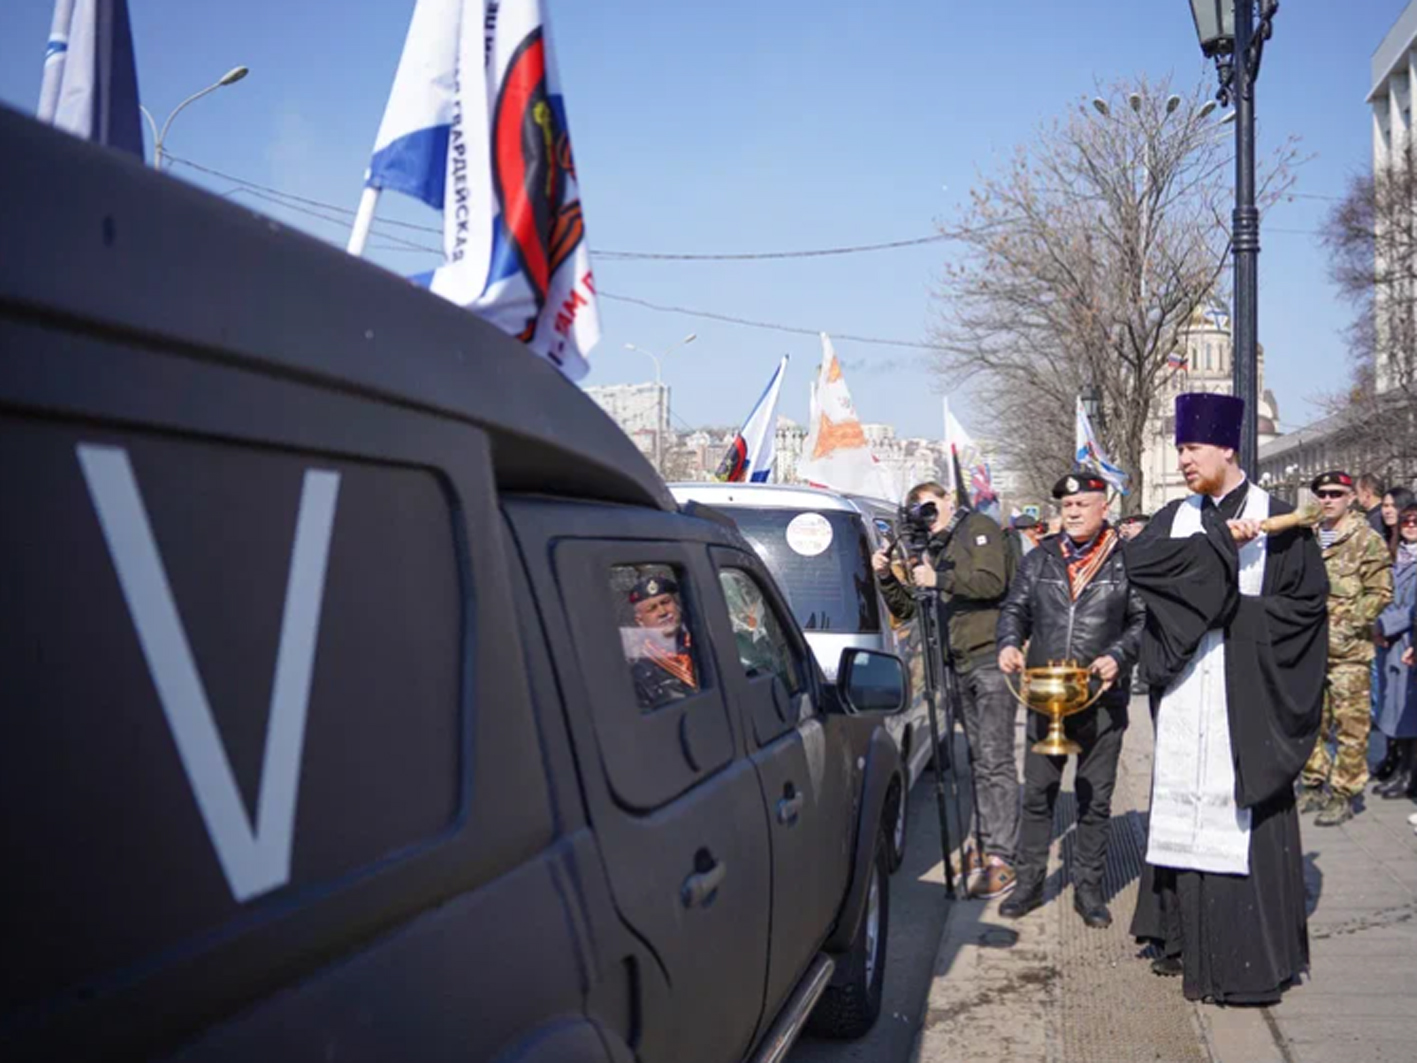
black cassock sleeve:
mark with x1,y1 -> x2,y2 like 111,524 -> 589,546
1121,500 -> 1239,691
1122,498 -> 1328,809
1223,517 -> 1329,807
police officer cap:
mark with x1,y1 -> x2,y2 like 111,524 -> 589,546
1309,470 -> 1354,493
629,575 -> 680,604
1052,471 -> 1108,500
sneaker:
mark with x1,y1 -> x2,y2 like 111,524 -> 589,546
1314,792 -> 1354,827
1407,812 -> 1417,826
1296,786 -> 1326,814
960,844 -> 986,880
971,856 -> 1017,900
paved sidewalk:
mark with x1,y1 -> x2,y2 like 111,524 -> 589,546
911,700 -> 1417,1063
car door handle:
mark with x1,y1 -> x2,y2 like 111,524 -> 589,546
777,790 -> 805,826
681,858 -> 728,909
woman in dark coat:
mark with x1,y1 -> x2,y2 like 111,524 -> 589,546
1374,502 -> 1417,797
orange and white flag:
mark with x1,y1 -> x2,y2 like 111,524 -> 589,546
797,334 -> 896,501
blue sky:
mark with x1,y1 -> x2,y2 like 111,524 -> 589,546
2,0 -> 1406,439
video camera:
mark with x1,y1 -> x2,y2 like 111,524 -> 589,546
896,498 -> 938,561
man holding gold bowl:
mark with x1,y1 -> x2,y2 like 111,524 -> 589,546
995,472 -> 1146,929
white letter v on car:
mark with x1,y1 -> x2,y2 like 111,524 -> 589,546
77,444 -> 340,903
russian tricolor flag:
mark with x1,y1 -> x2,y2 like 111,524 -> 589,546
716,356 -> 789,483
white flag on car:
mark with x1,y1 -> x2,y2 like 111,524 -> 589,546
352,0 -> 599,380
797,335 -> 895,501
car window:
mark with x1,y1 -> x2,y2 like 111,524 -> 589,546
712,507 -> 881,634
717,569 -> 804,696
612,563 -> 702,712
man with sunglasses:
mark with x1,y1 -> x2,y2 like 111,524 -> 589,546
1297,471 -> 1392,825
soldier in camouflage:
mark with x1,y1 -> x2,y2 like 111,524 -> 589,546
1299,470 -> 1393,826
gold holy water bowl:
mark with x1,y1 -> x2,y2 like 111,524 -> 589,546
1004,660 -> 1106,756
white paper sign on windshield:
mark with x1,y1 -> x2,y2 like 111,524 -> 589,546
785,512 -> 833,557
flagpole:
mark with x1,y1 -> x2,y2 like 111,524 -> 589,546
346,186 -> 381,257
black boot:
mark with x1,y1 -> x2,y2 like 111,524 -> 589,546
1379,739 -> 1415,799
1151,955 -> 1183,977
999,878 -> 1045,919
1373,739 -> 1402,783
1074,888 -> 1113,929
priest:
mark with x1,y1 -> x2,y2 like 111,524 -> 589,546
1127,392 -> 1328,1005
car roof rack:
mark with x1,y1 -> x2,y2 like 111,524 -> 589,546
0,105 -> 673,513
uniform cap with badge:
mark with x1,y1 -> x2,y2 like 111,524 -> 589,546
1052,471 -> 1108,499
1310,470 -> 1354,494
628,576 -> 679,604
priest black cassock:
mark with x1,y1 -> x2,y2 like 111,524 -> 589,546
1126,392 -> 1328,1005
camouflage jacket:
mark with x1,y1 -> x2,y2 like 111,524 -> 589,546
1322,510 -> 1393,665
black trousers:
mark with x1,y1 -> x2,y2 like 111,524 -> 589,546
1014,703 -> 1126,895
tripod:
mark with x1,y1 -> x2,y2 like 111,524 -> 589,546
891,538 -> 989,901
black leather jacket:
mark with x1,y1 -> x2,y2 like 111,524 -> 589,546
995,531 -> 1146,709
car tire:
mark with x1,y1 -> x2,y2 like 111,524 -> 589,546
885,781 -> 907,873
807,832 -> 889,1039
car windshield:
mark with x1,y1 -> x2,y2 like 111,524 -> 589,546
717,507 -> 880,635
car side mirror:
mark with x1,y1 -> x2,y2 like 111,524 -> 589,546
837,648 -> 909,714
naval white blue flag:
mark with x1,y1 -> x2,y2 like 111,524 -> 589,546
1075,395 -> 1130,495
716,356 -> 789,483
37,0 -> 143,158
358,0 -> 599,380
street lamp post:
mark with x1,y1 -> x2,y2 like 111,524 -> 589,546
624,333 -> 697,473
1080,382 -> 1105,435
1188,0 -> 1279,476
139,66 -> 250,170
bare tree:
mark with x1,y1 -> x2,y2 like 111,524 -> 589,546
1318,139 -> 1417,483
929,77 -> 1298,510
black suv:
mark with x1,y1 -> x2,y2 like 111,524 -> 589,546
0,109 -> 910,1063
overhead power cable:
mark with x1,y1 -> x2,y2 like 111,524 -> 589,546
597,291 -> 947,352
594,234 -> 949,261
164,154 -> 952,262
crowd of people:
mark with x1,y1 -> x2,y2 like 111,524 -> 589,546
869,390 -> 1417,1008
618,389 -> 1417,1008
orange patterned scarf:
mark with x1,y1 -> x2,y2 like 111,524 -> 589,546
1060,526 -> 1118,601
640,630 -> 698,689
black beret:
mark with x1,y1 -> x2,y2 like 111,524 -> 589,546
1052,472 -> 1108,500
1013,514 -> 1040,529
1119,513 -> 1151,525
1310,470 -> 1354,493
629,576 -> 679,604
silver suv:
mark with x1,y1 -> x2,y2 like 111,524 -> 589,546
669,483 -> 931,870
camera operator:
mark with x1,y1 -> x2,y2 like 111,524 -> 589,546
995,472 -> 1145,928
872,481 -> 1019,899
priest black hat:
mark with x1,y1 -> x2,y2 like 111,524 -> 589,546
1175,392 -> 1244,450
